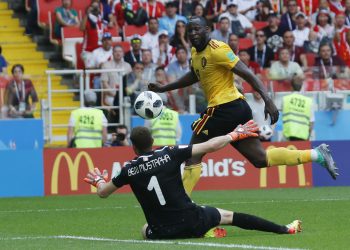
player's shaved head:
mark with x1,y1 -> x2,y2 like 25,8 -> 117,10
187,16 -> 210,51
130,126 -> 154,154
188,16 -> 208,27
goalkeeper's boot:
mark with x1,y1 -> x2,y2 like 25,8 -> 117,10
315,144 -> 339,180
286,220 -> 302,234
204,227 -> 227,238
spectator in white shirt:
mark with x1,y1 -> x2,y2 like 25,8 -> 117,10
152,30 -> 175,67
292,12 -> 310,47
141,17 -> 160,51
141,49 -> 157,83
237,0 -> 257,21
91,32 -> 113,69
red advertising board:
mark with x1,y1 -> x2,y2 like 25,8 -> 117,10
44,142 -> 313,195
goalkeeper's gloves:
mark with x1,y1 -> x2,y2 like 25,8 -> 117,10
227,120 -> 259,142
84,168 -> 109,188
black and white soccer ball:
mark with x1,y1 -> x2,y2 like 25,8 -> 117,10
259,125 -> 273,141
134,91 -> 163,119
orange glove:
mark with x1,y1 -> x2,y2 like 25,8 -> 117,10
84,168 -> 109,188
227,120 -> 259,141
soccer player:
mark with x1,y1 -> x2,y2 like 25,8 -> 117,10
85,122 -> 302,239
148,16 -> 338,196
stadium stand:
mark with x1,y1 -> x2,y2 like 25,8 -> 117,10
123,24 -> 148,41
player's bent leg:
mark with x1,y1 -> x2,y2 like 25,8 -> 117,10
232,137 -> 268,168
183,132 -> 208,196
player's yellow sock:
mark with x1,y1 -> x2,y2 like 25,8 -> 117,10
182,163 -> 202,196
267,147 -> 312,166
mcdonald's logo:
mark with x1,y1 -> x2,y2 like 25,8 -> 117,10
260,145 -> 307,188
51,151 -> 96,194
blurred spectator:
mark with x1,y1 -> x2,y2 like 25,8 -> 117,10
312,8 -> 334,42
279,31 -> 307,67
144,97 -> 182,146
311,0 -> 335,24
333,12 -> 350,66
170,20 -> 190,50
5,64 -> 38,118
313,43 -> 346,79
282,84 -> 314,141
345,0 -> 350,26
141,49 -> 157,83
109,124 -> 130,146
141,17 -> 160,51
279,0 -> 298,34
153,30 -> 175,67
100,0 -> 114,26
91,32 -> 113,70
25,0 -> 39,35
101,45 -> 132,106
126,62 -> 148,104
238,50 -> 262,75
0,46 -> 7,75
159,2 -> 187,37
166,47 -> 191,112
54,0 -> 80,39
264,12 -> 283,52
142,0 -> 165,19
269,48 -> 305,90
228,33 -> 239,54
192,3 -> 206,18
67,90 -> 107,148
80,1 -> 107,67
210,16 -> 230,43
247,30 -> 275,68
113,0 -> 147,29
305,31 -> 322,54
329,0 -> 345,15
175,0 -> 196,19
219,0 -> 253,38
204,0 -> 226,23
255,0 -> 273,21
248,91 -> 275,141
296,0 -> 319,16
292,12 -> 310,47
237,0 -> 258,21
124,34 -> 143,67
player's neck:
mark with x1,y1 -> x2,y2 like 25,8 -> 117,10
195,38 -> 211,52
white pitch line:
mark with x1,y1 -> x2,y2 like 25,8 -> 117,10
0,197 -> 349,214
0,235 -> 308,250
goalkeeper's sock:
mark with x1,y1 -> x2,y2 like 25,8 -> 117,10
182,164 -> 202,197
266,147 -> 312,166
232,212 -> 288,234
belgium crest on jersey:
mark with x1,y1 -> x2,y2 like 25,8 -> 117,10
201,57 -> 207,68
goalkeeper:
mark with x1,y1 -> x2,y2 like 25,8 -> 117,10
85,122 -> 302,239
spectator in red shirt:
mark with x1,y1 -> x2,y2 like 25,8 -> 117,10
5,64 -> 38,118
329,0 -> 345,15
143,0 -> 165,18
297,0 -> 319,16
238,50 -> 262,75
80,1 -> 107,68
333,11 -> 350,66
113,0 -> 141,29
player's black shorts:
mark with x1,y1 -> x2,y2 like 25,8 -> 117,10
145,206 -> 221,239
191,98 -> 253,138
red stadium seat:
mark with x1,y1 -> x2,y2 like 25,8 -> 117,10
238,38 -> 253,50
0,77 -> 9,110
37,0 -> 61,28
48,11 -> 61,45
62,27 -> 84,63
305,53 -> 316,67
252,21 -> 268,31
123,25 -> 148,40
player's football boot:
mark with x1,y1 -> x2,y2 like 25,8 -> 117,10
286,220 -> 302,234
204,227 -> 227,238
315,144 -> 339,180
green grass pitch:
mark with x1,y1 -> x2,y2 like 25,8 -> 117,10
1,186 -> 349,250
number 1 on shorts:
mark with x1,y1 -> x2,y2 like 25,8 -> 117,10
147,176 -> 166,205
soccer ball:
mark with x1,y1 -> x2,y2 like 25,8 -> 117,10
259,125 -> 273,141
134,91 -> 163,119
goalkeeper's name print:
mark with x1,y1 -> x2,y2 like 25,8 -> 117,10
127,154 -> 171,176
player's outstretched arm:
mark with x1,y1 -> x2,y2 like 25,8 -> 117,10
84,168 -> 118,198
148,70 -> 198,93
192,120 -> 259,156
232,61 -> 279,124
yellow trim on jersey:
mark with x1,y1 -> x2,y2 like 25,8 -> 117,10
191,40 -> 243,107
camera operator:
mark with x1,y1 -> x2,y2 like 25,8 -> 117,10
110,124 -> 130,146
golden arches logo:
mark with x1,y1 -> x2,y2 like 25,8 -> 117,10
51,151 -> 96,194
260,145 -> 306,188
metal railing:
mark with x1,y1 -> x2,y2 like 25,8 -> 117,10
45,68 -> 127,143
